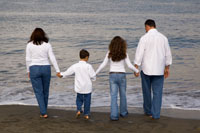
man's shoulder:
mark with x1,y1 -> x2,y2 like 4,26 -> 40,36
139,33 -> 148,41
141,33 -> 147,39
157,31 -> 168,39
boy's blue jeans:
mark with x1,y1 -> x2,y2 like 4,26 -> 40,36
76,93 -> 91,116
109,73 -> 128,120
30,65 -> 51,115
141,71 -> 164,119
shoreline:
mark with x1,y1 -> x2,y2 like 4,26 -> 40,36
0,105 -> 200,133
49,106 -> 200,120
1,104 -> 200,120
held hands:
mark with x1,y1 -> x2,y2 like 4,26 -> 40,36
134,72 -> 140,77
56,72 -> 62,78
134,64 -> 140,77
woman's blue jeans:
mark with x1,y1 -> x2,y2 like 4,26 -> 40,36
141,71 -> 164,119
109,73 -> 128,120
30,65 -> 51,115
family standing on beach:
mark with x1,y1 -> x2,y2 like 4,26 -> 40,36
26,19 -> 172,121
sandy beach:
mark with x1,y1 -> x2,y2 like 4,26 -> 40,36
0,105 -> 200,133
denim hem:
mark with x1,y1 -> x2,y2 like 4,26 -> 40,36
110,117 -> 119,121
120,112 -> 128,117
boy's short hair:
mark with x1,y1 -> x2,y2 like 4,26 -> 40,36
145,19 -> 156,28
80,49 -> 89,59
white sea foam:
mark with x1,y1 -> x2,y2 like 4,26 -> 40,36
0,85 -> 200,111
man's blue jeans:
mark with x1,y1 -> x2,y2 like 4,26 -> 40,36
30,65 -> 51,115
141,71 -> 164,119
76,93 -> 91,116
109,73 -> 128,120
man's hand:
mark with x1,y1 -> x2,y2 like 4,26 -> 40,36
134,64 -> 140,77
56,72 -> 62,78
134,72 -> 140,77
164,66 -> 170,79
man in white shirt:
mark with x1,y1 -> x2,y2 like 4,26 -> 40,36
59,49 -> 96,120
134,19 -> 172,119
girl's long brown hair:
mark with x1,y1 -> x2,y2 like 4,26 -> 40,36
108,36 -> 127,61
28,28 -> 49,45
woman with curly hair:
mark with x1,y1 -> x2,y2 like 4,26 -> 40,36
96,36 -> 139,121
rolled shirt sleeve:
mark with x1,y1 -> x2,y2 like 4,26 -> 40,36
164,38 -> 172,66
134,37 -> 145,66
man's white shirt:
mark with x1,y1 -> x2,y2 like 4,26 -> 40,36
134,29 -> 172,75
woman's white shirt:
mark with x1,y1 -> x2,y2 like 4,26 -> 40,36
26,42 -> 60,72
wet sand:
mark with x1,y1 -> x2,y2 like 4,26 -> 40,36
0,105 -> 200,133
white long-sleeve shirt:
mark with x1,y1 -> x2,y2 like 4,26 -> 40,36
26,42 -> 60,72
61,61 -> 96,94
96,52 -> 139,74
134,29 -> 172,75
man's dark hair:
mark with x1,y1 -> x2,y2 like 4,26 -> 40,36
80,49 -> 89,59
145,19 -> 156,28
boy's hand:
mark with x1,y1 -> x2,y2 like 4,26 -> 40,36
56,72 -> 62,78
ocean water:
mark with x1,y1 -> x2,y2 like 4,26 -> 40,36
0,0 -> 200,110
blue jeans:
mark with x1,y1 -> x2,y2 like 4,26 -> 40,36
76,93 -> 91,116
109,73 -> 128,120
30,65 -> 51,115
141,71 -> 164,119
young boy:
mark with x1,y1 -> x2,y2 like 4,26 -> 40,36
59,49 -> 96,120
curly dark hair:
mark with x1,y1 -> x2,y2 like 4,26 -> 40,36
108,36 -> 127,61
28,28 -> 49,45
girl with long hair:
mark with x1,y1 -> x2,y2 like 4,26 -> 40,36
96,36 -> 139,121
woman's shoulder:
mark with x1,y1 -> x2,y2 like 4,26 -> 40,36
42,42 -> 51,46
27,41 -> 50,46
26,41 -> 34,48
40,42 -> 51,48
27,41 -> 33,45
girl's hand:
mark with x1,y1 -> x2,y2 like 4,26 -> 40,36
134,72 -> 140,77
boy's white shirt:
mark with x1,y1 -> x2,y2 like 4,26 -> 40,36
61,61 -> 96,94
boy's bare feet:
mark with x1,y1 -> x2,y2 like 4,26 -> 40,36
84,115 -> 89,120
40,114 -> 48,118
76,111 -> 81,118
